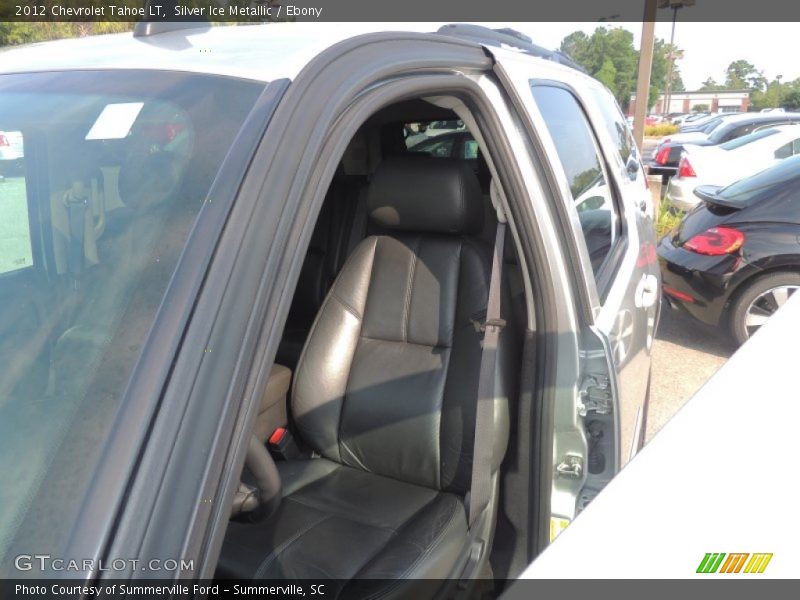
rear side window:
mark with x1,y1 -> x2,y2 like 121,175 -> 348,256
719,154 -> 800,204
775,141 -> 794,159
773,137 -> 800,159
530,84 -> 620,280
403,120 -> 467,155
720,128 -> 778,151
590,88 -> 635,164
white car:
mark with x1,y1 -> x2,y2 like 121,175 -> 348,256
665,113 -> 754,146
666,125 -> 800,211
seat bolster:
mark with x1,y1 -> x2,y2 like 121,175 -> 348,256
351,493 -> 467,582
292,237 -> 378,461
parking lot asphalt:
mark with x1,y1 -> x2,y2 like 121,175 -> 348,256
640,135 -> 736,442
647,308 -> 736,441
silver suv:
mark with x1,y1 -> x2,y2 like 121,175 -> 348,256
0,23 -> 659,590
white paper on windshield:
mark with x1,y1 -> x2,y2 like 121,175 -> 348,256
85,102 -> 144,140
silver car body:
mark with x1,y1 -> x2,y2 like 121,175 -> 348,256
0,23 -> 660,572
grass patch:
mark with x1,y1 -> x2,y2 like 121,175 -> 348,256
645,123 -> 680,137
656,198 -> 684,240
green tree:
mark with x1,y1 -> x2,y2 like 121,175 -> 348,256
783,83 -> 800,111
559,28 -> 684,111
0,21 -> 133,47
699,77 -> 726,91
594,58 -> 618,90
649,40 -> 685,109
560,27 -> 639,109
725,59 -> 767,91
751,76 -> 786,111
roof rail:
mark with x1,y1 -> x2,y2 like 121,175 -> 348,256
436,24 -> 587,74
134,1 -> 212,38
133,21 -> 212,38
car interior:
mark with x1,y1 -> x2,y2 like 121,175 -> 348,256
215,98 -> 533,591
0,80 -> 537,588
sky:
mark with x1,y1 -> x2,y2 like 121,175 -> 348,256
496,22 -> 800,90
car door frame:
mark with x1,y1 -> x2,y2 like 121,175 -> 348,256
53,31 -> 606,582
488,49 -> 659,524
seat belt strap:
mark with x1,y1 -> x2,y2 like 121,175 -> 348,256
468,221 -> 506,528
345,185 -> 369,258
63,190 -> 88,288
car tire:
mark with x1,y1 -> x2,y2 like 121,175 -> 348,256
729,271 -> 800,346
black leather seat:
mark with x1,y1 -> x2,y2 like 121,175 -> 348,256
218,156 -> 513,589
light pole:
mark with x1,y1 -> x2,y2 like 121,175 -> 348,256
633,0 -> 657,148
661,0 -> 694,117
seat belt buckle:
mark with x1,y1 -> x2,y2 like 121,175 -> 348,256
268,427 -> 301,461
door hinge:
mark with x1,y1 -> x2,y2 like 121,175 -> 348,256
578,373 -> 612,416
555,454 -> 584,479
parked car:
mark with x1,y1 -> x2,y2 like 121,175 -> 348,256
407,129 -> 477,159
647,115 -> 738,181
666,125 -> 800,211
658,154 -> 800,345
678,113 -> 727,133
648,112 -> 800,182
681,111 -> 710,124
0,23 -> 659,592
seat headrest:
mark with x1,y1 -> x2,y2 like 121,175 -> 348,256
367,156 -> 483,234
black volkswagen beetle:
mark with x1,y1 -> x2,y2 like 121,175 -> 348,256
658,154 -> 800,345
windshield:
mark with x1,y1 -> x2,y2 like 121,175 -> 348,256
718,154 -> 800,204
0,70 -> 263,569
720,128 -> 779,151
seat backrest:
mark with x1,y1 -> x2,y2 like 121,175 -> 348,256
292,156 -> 512,494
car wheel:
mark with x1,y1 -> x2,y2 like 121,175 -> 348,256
729,272 -> 800,346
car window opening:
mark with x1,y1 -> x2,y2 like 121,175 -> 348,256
217,96 -> 532,584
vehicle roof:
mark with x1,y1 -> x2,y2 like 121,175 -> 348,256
0,23 -> 469,82
717,124 -> 800,149
719,111 -> 800,126
0,22 -> 594,89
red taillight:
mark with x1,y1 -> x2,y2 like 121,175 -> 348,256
683,227 -> 745,256
655,147 -> 671,165
0,134 -> 8,147
678,156 -> 696,178
663,285 -> 695,303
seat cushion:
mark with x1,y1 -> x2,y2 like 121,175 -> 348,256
217,458 -> 468,587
